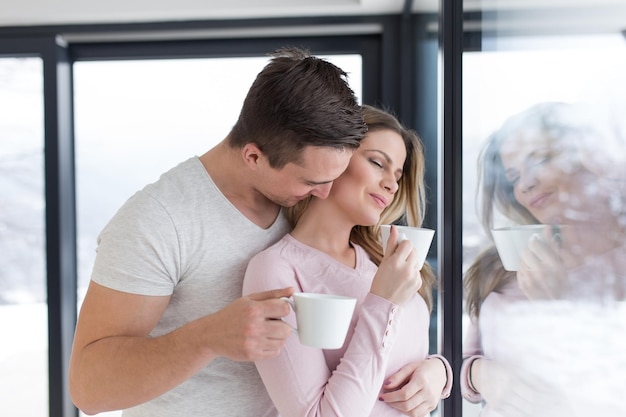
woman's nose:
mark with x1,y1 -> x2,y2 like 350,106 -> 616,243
383,177 -> 399,194
518,169 -> 538,193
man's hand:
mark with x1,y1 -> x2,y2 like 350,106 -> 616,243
207,287 -> 295,361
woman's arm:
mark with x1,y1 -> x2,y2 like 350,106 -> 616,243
243,252 -> 399,417
379,355 -> 452,416
460,316 -> 484,403
257,293 -> 398,417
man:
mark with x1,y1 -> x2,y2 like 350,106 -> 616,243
69,47 -> 366,416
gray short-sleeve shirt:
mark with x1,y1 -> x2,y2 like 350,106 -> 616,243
92,157 -> 289,417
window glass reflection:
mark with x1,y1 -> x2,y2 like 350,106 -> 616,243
0,57 -> 48,416
462,33 -> 626,417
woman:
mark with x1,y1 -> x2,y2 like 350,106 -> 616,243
243,105 -> 452,417
461,102 -> 626,416
460,246 -> 530,415
477,101 -> 626,300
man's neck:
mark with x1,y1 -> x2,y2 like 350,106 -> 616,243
199,140 -> 280,229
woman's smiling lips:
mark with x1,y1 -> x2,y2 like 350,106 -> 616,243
529,192 -> 552,208
370,193 -> 388,209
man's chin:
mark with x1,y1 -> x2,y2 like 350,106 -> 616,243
275,198 -> 300,208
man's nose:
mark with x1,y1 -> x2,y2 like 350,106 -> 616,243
310,182 -> 333,199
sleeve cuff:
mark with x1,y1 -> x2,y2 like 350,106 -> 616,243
426,354 -> 453,399
460,355 -> 484,403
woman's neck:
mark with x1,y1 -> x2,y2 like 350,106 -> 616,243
291,202 -> 357,268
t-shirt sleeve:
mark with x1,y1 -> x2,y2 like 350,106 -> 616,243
91,191 -> 180,296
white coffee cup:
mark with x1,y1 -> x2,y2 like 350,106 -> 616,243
281,293 -> 356,349
492,225 -> 546,271
380,225 -> 435,269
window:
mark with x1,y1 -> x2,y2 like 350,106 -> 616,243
74,54 -> 362,303
73,53 -> 361,417
461,28 -> 626,417
0,56 -> 48,417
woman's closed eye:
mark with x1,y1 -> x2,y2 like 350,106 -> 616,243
507,175 -> 520,186
369,158 -> 384,169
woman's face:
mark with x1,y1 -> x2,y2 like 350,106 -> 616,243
499,131 -> 597,225
327,128 -> 407,226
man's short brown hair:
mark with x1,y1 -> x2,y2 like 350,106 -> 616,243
229,47 -> 366,168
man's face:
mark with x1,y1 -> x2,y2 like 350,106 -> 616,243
257,146 -> 354,207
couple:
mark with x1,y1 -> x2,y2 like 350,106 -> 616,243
69,47 -> 450,417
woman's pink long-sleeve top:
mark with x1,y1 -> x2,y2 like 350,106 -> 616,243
243,234 -> 452,417
460,279 -> 526,405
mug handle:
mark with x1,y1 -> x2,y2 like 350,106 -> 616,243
280,296 -> 298,334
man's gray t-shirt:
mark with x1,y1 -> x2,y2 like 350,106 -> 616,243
91,157 -> 289,417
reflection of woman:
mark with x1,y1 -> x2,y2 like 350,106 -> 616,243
243,105 -> 452,417
461,102 -> 626,416
477,101 -> 626,299
460,246 -> 527,413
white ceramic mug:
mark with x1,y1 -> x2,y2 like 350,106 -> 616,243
492,225 -> 546,271
380,225 -> 435,269
281,293 -> 356,349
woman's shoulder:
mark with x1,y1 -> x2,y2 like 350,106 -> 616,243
243,235 -> 305,294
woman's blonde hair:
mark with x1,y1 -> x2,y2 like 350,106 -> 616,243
285,104 -> 436,311
463,246 -> 516,319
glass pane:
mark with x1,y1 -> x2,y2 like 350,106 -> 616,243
0,57 -> 48,416
74,54 -> 361,417
462,6 -> 626,417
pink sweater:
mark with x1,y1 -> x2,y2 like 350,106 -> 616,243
243,234 -> 452,417
460,252 -> 626,416
460,279 -> 527,406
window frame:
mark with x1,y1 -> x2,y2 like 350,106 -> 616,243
1,15 -> 411,417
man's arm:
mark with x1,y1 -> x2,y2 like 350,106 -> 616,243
69,281 -> 293,415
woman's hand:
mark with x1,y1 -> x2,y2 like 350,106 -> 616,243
518,228 -> 568,300
379,358 -> 446,417
370,225 -> 422,305
471,358 -> 556,417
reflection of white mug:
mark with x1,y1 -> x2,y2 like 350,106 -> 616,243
492,225 -> 545,271
380,225 -> 435,269
281,293 -> 356,349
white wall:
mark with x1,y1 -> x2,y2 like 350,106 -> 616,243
0,0 -> 406,27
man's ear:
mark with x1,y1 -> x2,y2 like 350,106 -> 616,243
241,143 -> 264,170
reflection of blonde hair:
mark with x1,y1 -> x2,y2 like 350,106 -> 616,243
464,246 -> 516,319
285,104 -> 436,311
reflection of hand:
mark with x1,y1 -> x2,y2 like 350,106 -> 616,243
371,225 -> 422,305
379,358 -> 446,417
472,358 -> 555,417
517,230 -> 568,300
